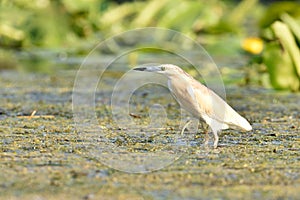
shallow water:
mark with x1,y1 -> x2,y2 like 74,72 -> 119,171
0,67 -> 299,199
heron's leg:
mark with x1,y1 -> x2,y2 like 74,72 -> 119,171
204,130 -> 209,146
212,130 -> 219,149
202,123 -> 209,146
181,120 -> 192,135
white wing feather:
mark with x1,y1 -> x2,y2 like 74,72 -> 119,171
193,85 -> 252,131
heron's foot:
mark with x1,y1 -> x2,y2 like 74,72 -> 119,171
180,120 -> 192,135
213,141 -> 218,149
204,139 -> 209,147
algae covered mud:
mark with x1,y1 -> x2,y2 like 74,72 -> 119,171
0,69 -> 299,199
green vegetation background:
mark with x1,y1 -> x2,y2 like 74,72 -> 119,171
0,0 -> 300,91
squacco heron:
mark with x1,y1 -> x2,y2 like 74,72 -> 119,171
134,64 -> 252,148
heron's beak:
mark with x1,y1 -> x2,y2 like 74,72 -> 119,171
134,66 -> 162,72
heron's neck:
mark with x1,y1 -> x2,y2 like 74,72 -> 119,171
167,75 -> 191,90
167,74 -> 191,83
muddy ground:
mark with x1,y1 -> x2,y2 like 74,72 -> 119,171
0,69 -> 299,199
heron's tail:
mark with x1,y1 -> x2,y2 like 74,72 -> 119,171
235,115 -> 252,131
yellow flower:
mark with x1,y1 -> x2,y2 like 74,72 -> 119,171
242,37 -> 264,54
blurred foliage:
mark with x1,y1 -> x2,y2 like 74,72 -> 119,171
0,0 -> 300,91
247,2 -> 300,92
0,0 -> 259,49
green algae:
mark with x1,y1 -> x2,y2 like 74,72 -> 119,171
0,70 -> 299,200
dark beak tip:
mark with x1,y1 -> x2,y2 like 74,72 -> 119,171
133,67 -> 146,71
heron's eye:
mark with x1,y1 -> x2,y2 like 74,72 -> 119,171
161,66 -> 166,71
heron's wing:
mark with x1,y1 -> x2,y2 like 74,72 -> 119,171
168,79 -> 203,118
186,85 -> 199,109
191,80 -> 252,131
184,84 -> 228,130
168,79 -> 183,107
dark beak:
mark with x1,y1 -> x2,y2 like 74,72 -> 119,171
133,67 -> 147,71
133,65 -> 162,72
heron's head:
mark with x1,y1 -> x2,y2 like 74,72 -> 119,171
134,64 -> 184,77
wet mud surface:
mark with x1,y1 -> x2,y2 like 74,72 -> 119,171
0,70 -> 299,199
